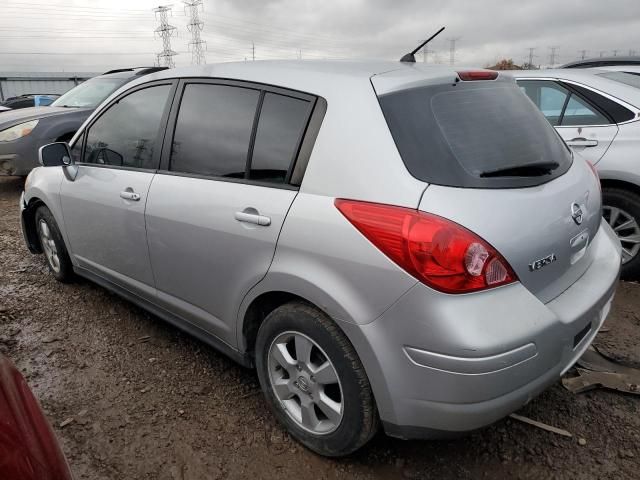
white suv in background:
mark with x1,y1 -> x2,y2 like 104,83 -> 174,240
514,69 -> 640,278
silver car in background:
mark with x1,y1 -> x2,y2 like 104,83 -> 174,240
21,61 -> 621,456
513,69 -> 640,278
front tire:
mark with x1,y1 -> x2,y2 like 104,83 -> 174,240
255,301 -> 378,457
34,206 -> 74,283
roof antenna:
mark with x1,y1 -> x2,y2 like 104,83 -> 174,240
400,27 -> 446,63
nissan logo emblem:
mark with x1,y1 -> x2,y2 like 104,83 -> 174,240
571,203 -> 584,225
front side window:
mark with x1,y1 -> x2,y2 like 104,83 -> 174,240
170,84 -> 260,178
83,84 -> 171,170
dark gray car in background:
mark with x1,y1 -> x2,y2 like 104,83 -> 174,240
0,67 -> 166,177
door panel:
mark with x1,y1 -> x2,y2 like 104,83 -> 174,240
60,167 -> 155,293
145,175 -> 297,344
59,83 -> 174,294
556,125 -> 618,165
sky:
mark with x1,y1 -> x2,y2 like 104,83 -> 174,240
1,0 -> 640,73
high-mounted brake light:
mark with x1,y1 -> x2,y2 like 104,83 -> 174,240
335,199 -> 518,294
457,70 -> 499,81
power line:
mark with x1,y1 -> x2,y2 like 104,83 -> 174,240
4,1 -> 150,13
548,46 -> 559,67
526,47 -> 536,68
422,47 -> 434,63
154,5 -> 178,68
447,37 -> 461,66
184,0 -> 206,65
578,49 -> 588,60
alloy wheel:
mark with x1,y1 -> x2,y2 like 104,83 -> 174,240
267,331 -> 343,435
38,219 -> 60,273
602,205 -> 640,264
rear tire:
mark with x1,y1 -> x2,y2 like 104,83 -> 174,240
34,206 -> 74,283
602,188 -> 640,280
255,301 -> 379,457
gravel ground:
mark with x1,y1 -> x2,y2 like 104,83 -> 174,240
1,175 -> 639,479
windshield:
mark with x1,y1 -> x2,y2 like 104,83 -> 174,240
597,71 -> 640,89
378,81 -> 573,188
51,77 -> 127,108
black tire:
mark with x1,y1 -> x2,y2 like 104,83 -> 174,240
34,206 -> 74,283
255,301 -> 379,457
602,188 -> 640,281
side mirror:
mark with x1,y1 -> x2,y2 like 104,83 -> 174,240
39,142 -> 71,167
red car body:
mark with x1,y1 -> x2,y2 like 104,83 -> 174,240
0,355 -> 72,479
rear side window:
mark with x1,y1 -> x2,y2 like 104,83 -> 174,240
519,80 -> 609,126
379,81 -> 573,188
169,83 -> 313,185
561,91 -> 610,126
568,83 -> 635,123
83,85 -> 172,169
170,84 -> 260,178
250,93 -> 312,183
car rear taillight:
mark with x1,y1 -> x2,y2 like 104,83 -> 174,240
457,70 -> 498,81
335,199 -> 517,294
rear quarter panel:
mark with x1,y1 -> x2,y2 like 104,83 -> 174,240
596,121 -> 640,186
238,75 -> 429,347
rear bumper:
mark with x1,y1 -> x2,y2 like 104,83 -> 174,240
341,220 -> 621,439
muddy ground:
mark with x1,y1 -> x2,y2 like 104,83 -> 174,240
1,175 -> 639,479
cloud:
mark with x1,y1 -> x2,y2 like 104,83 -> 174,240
1,0 -> 639,72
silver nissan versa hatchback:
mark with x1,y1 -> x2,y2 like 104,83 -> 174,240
20,61 -> 621,456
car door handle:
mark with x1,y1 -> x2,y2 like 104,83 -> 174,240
120,190 -> 140,201
234,211 -> 271,226
566,138 -> 599,147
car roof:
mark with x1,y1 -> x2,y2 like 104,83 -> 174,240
561,56 -> 640,68
506,68 -> 640,107
121,60 -> 481,97
98,66 -> 168,80
590,65 -> 640,74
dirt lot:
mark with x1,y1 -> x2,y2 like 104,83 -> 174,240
1,175 -> 639,479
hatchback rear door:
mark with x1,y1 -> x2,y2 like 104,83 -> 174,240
376,72 -> 602,303
145,80 -> 317,345
418,161 -> 601,303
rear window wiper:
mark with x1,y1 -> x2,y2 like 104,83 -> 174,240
479,161 -> 560,178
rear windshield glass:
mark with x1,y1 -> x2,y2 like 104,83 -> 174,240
597,71 -> 640,90
378,81 -> 573,188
